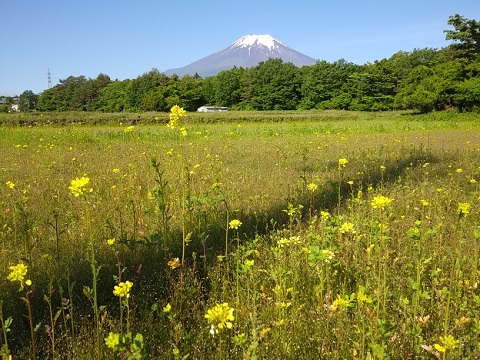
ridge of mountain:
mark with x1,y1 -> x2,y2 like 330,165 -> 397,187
164,34 -> 317,77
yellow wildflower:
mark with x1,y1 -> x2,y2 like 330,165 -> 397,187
7,263 -> 28,283
244,259 -> 254,267
339,222 -> 356,234
338,158 -> 348,168
457,202 -> 471,216
168,105 -> 187,129
205,303 -> 235,335
7,263 -> 31,290
163,303 -> 172,313
320,211 -> 330,221
5,181 -> 15,189
69,176 -> 93,197
105,332 -> 120,349
107,238 -> 116,246
229,219 -> 242,230
322,249 -> 335,262
331,294 -> 350,312
307,183 -> 317,192
168,258 -> 181,270
371,195 -> 394,210
420,199 -> 429,206
434,334 -> 460,353
113,281 -> 133,298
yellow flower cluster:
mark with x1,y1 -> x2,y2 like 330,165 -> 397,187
307,183 -> 318,192
338,158 -> 348,168
229,219 -> 242,229
457,202 -> 471,216
105,332 -> 120,349
434,334 -> 460,353
322,249 -> 335,262
167,105 -> 187,129
320,211 -> 330,221
205,303 -> 235,335
7,263 -> 32,290
163,303 -> 172,313
69,177 -> 93,197
331,294 -> 350,312
113,281 -> 133,298
370,195 -> 394,210
167,258 -> 181,270
339,222 -> 356,234
277,236 -> 300,248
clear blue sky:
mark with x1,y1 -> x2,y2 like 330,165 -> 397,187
1,0 -> 478,96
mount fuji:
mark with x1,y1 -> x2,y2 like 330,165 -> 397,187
164,34 -> 317,78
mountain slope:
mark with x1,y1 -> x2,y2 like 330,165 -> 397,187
164,34 -> 317,77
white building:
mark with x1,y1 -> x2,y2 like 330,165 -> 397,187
197,106 -> 228,112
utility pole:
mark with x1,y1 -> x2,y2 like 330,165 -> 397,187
47,68 -> 52,89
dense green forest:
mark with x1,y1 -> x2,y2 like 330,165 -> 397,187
6,14 -> 480,114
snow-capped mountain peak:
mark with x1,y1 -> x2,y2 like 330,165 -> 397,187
164,34 -> 317,78
231,34 -> 285,51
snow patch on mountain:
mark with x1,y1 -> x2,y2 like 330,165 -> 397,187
231,34 -> 284,51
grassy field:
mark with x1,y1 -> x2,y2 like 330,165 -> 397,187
1,110 -> 480,359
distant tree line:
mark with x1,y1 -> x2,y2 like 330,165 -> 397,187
9,14 -> 480,114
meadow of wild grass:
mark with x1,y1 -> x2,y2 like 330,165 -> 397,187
1,109 -> 480,359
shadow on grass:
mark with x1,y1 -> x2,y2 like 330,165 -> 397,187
1,144 -> 440,356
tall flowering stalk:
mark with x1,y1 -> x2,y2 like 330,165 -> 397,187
7,263 -> 35,360
166,105 -> 188,266
337,158 -> 348,214
205,302 -> 235,335
370,195 -> 394,318
69,176 -> 101,358
229,219 -> 242,305
205,302 -> 235,357
113,280 -> 133,333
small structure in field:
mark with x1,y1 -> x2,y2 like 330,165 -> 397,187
197,106 -> 228,112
